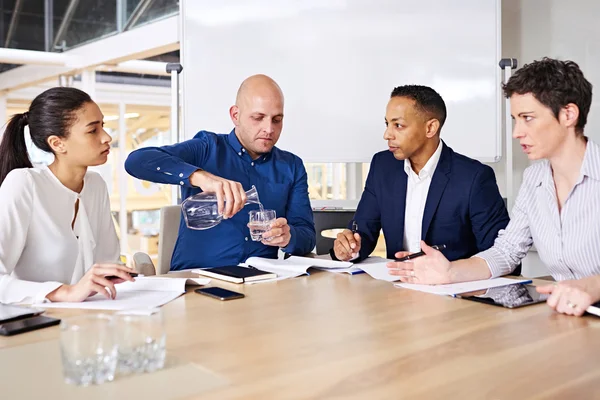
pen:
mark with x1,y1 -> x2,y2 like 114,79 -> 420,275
395,244 -> 446,262
351,220 -> 358,234
106,272 -> 138,281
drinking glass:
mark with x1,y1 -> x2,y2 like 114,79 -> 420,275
115,310 -> 166,375
248,209 -> 276,241
60,314 -> 118,386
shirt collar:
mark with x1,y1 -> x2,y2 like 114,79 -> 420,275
227,129 -> 272,163
537,139 -> 600,187
580,139 -> 600,182
404,140 -> 443,179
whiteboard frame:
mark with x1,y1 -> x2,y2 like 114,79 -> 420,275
179,0 -> 504,163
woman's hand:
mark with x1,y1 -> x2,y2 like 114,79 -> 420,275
46,263 -> 136,302
537,276 -> 600,317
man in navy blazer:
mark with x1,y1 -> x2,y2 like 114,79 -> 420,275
333,85 -> 509,265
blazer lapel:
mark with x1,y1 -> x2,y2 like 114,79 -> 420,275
393,163 -> 408,249
421,143 -> 451,239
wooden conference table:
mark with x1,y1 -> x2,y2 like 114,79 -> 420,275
1,271 -> 600,399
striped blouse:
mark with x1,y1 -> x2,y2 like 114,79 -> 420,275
476,139 -> 600,281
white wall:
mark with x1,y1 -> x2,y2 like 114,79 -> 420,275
0,94 -> 6,136
492,0 -> 600,277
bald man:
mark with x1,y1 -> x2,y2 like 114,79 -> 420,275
125,75 -> 316,270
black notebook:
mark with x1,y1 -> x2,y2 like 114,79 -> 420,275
195,265 -> 277,283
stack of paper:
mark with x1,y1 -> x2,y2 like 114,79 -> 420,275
231,256 -> 354,284
394,277 -> 532,296
230,255 -> 399,283
36,276 -> 210,311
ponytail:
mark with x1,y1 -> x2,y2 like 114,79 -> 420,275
0,112 -> 33,186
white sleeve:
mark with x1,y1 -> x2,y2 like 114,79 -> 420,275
93,175 -> 121,264
0,170 -> 62,304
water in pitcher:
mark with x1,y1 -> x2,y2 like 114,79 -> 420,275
181,185 -> 262,230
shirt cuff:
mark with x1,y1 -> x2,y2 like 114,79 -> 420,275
0,278 -> 63,305
36,282 -> 64,303
175,164 -> 202,188
473,247 -> 514,278
281,224 -> 297,254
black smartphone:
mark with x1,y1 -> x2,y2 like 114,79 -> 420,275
195,287 -> 245,301
0,315 -> 61,336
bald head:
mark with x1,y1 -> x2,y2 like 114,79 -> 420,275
230,74 -> 285,160
235,74 -> 284,108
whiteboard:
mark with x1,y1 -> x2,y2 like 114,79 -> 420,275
181,0 -> 502,163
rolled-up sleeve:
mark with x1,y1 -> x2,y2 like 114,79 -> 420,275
474,180 -> 534,278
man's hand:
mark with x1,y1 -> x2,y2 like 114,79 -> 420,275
260,218 -> 291,248
387,241 -> 452,285
190,170 -> 247,219
537,276 -> 600,317
333,229 -> 361,261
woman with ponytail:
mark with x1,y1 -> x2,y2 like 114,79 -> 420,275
0,87 -> 135,304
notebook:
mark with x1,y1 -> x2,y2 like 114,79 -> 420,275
195,265 -> 277,283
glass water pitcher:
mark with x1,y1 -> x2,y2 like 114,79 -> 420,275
181,185 -> 261,230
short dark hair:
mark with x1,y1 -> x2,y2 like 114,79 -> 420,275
503,57 -> 593,133
390,85 -> 447,133
0,87 -> 92,185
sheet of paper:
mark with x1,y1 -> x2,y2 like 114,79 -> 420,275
116,277 -> 210,292
245,256 -> 353,272
394,277 -> 532,296
35,277 -> 209,311
354,258 -> 400,282
37,290 -> 184,311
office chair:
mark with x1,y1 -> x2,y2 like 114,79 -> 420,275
312,210 -> 356,255
133,205 -> 181,276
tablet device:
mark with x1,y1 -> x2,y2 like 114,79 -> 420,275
0,304 -> 44,324
456,283 -> 548,309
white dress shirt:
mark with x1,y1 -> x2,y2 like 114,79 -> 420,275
477,139 -> 600,280
0,166 -> 120,304
403,141 -> 443,253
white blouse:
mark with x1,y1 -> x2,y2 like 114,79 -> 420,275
0,166 -> 120,304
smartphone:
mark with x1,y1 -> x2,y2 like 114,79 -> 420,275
195,287 -> 245,301
0,315 -> 61,336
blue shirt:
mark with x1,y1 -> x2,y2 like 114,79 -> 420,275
125,130 -> 316,270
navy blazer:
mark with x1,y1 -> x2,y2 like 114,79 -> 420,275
354,142 -> 509,262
